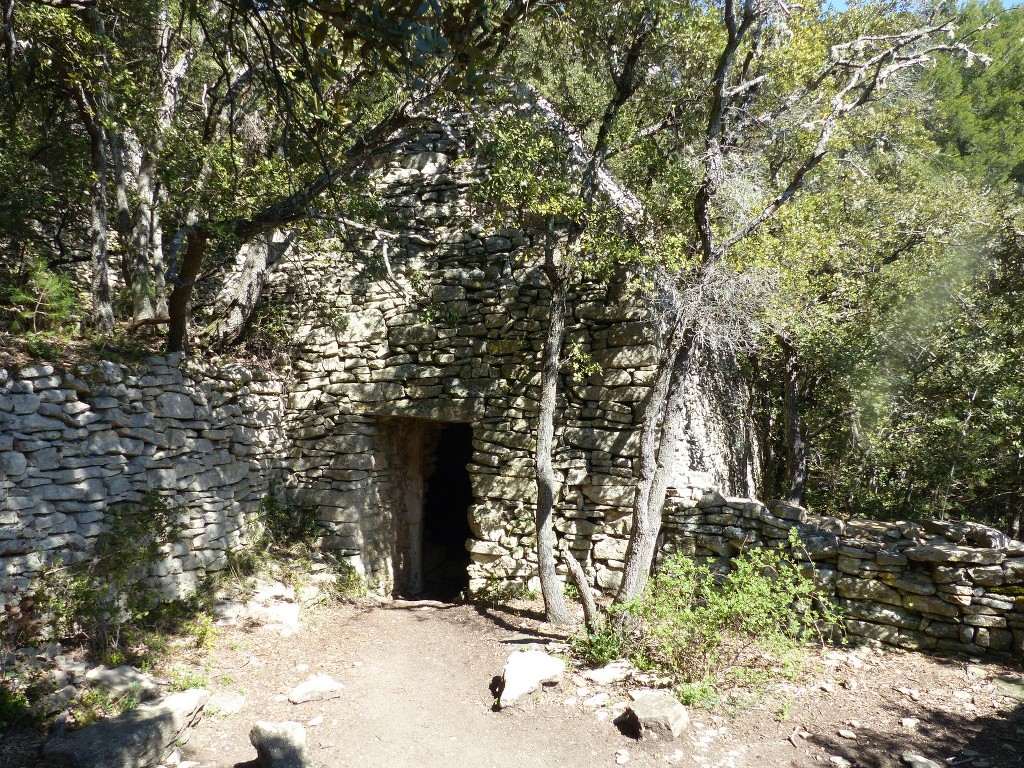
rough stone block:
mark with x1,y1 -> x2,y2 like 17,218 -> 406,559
623,689 -> 690,740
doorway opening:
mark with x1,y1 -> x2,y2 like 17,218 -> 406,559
420,423 -> 473,599
390,418 -> 474,599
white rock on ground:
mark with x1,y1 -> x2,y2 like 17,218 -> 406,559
623,689 -> 690,740
250,721 -> 309,768
498,650 -> 565,708
207,690 -> 247,715
901,755 -> 944,768
43,688 -> 209,768
288,674 -> 345,704
582,659 -> 633,686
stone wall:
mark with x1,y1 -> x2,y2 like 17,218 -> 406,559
0,356 -> 289,627
665,491 -> 1024,656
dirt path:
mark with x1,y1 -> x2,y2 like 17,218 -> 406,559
182,600 -> 659,768
179,596 -> 1024,768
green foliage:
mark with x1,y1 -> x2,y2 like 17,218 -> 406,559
167,668 -> 208,693
70,684 -> 140,730
2,259 -> 80,334
676,682 -> 720,709
0,682 -> 32,729
923,2 -> 1024,188
323,560 -> 367,601
255,490 -> 320,546
472,578 -> 537,607
31,491 -> 185,661
571,622 -> 628,668
622,534 -> 840,698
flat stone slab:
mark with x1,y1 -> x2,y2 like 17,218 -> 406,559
498,650 -> 565,708
85,665 -> 161,701
288,674 -> 345,704
904,544 -> 1004,565
208,690 -> 246,715
43,688 -> 208,768
250,721 -> 308,768
583,659 -> 633,686
994,675 -> 1024,702
623,689 -> 690,740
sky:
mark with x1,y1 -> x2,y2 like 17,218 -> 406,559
825,0 -> 1022,9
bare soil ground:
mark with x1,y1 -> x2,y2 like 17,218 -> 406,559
175,597 -> 1024,768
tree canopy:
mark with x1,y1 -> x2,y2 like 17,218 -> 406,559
1,0 -> 1022,542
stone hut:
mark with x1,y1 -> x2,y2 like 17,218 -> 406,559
256,107 -> 759,597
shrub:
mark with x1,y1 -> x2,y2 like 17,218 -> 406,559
3,259 -> 79,334
32,491 -> 185,661
571,621 -> 628,668
0,682 -> 31,729
255,490 -> 320,546
626,532 -> 841,696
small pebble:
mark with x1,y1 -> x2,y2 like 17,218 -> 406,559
838,729 -> 857,740
615,748 -> 630,764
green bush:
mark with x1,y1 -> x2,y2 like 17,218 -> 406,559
571,622 -> 628,667
0,683 -> 31,729
32,491 -> 185,661
4,258 -> 79,334
626,532 -> 841,696
256,491 -> 320,546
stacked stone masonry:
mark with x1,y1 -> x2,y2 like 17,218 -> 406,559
0,357 -> 289,624
262,109 -> 755,595
666,491 -> 1024,657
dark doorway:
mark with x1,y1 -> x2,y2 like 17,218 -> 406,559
421,422 -> 473,598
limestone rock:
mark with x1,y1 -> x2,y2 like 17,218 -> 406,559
994,675 -> 1024,701
901,755 -> 943,768
288,674 -> 345,704
85,665 -> 161,702
43,688 -> 208,768
156,392 -> 195,420
904,544 -> 1004,565
622,689 -> 690,740
207,690 -> 246,715
498,650 -> 565,708
582,659 -> 633,686
249,721 -> 309,768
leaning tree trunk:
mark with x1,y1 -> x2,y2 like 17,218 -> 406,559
75,86 -> 114,334
534,257 -> 575,627
614,318 -> 695,606
779,334 -> 808,506
166,229 -> 207,353
206,231 -> 295,348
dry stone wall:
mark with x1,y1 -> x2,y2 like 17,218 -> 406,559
666,492 -> 1024,657
0,356 -> 289,626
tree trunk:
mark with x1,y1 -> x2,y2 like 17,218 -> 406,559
534,253 -> 575,627
561,543 -> 598,633
166,229 -> 207,353
75,86 -> 114,334
779,334 -> 808,506
615,318 -> 695,606
207,231 -> 295,347
127,148 -> 163,323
